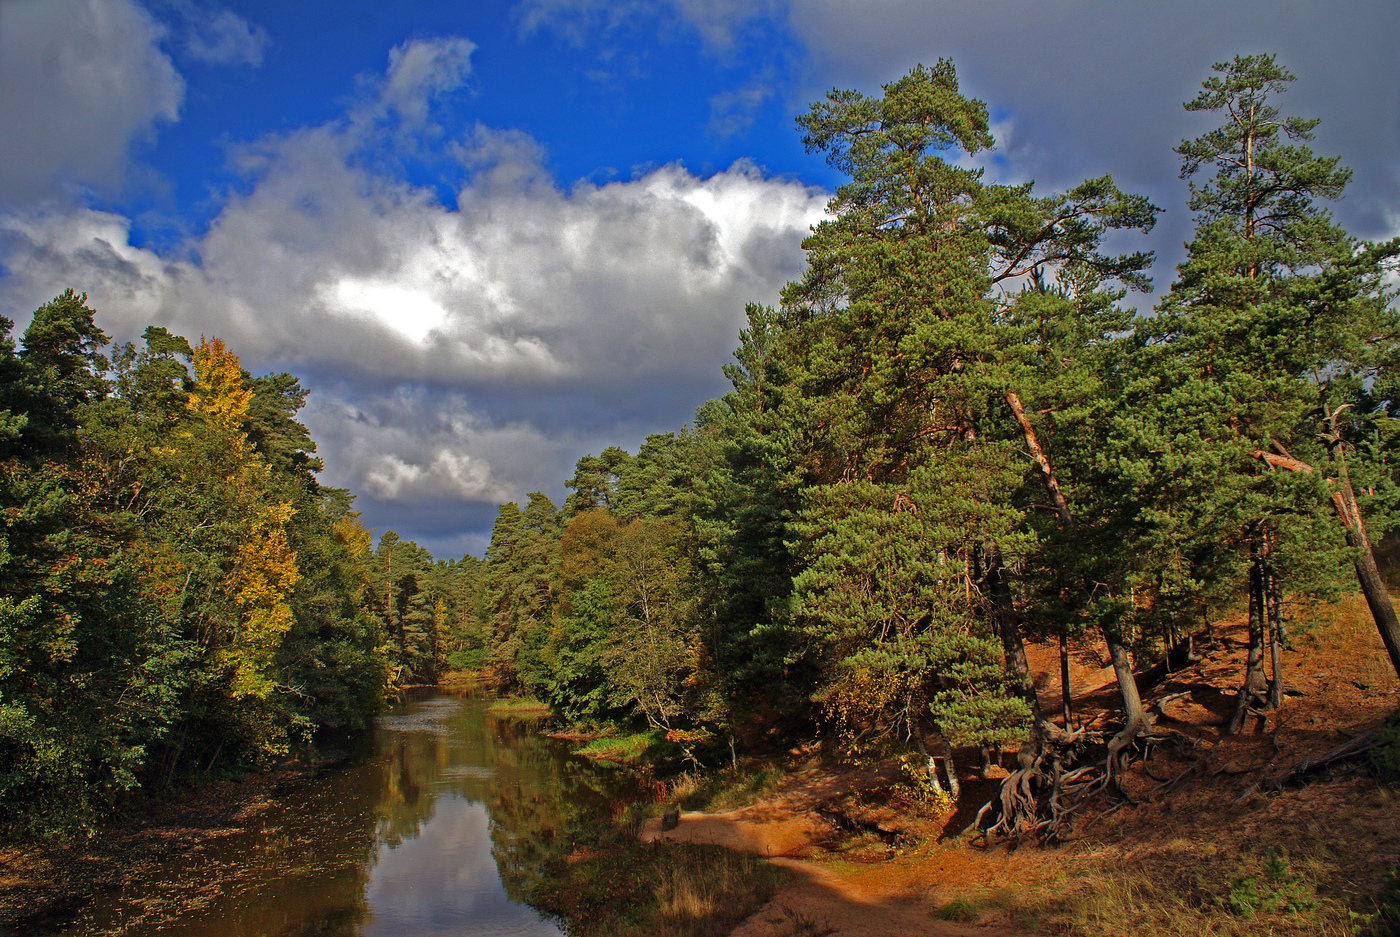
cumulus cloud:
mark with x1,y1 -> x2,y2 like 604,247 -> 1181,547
0,0 -> 184,200
302,389 -> 564,506
173,2 -> 270,66
527,0 -> 1400,288
0,36 -> 827,544
381,36 -> 477,125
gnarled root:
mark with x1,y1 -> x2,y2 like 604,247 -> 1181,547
970,716 -> 1194,842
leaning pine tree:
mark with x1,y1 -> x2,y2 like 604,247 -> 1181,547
1131,54 -> 1400,713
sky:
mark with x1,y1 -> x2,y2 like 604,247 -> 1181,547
1,0 -> 1397,559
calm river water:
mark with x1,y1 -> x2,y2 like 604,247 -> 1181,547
48,692 -> 639,937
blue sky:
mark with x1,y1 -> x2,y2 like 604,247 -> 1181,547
2,0 -> 1398,557
119,1 -> 826,248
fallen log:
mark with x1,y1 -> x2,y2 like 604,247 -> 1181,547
1261,730 -> 1380,792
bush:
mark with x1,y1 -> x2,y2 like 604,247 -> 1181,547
1222,848 -> 1318,918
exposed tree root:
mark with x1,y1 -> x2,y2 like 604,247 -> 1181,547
968,714 -> 1204,842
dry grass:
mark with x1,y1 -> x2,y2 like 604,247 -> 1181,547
746,592 -> 1400,937
532,840 -> 786,937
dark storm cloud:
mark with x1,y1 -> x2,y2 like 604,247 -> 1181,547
783,0 -> 1400,287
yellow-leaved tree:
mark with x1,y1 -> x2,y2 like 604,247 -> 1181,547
188,337 -> 300,699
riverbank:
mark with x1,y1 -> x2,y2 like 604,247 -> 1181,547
613,598 -> 1400,936
0,755 -> 345,935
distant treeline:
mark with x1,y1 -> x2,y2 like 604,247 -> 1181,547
0,296 -> 482,838
470,55 -> 1400,785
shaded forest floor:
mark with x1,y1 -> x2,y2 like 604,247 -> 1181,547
636,594 -> 1400,936
0,755 -> 347,935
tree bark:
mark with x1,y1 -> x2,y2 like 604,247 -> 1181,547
1229,543 -> 1270,735
1005,391 -> 1073,527
1329,454 -> 1400,680
1059,629 -> 1074,727
1266,559 -> 1285,711
942,739 -> 961,800
1252,445 -> 1400,680
1106,633 -> 1146,729
984,539 -> 1045,759
1007,393 -> 1145,730
985,540 -> 1030,685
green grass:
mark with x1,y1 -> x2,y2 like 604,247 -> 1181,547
437,669 -> 490,689
574,729 -> 667,763
486,697 -> 553,718
935,896 -> 982,922
673,765 -> 785,812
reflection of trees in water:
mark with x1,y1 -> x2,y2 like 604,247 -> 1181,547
376,734 -> 439,847
63,695 -> 643,937
478,715 -> 644,910
365,697 -> 640,916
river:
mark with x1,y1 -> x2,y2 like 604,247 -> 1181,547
47,692 -> 641,937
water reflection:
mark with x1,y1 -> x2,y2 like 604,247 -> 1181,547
49,693 -> 639,937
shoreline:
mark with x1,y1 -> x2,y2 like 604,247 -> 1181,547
0,754 -> 347,935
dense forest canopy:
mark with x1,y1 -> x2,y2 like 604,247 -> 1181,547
3,53 -> 1398,840
467,54 -> 1400,809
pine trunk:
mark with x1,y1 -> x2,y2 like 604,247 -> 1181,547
1331,478 -> 1400,679
1228,545 -> 1269,735
1266,561 -> 1285,711
1253,443 -> 1400,680
1105,632 -> 1146,729
1007,392 -> 1147,734
984,539 -> 1045,754
1059,629 -> 1074,727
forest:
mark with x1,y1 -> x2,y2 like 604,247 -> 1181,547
3,52 -> 1399,851
465,52 -> 1400,827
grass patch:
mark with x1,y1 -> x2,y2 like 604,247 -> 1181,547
1014,858 -> 1356,937
574,729 -> 667,763
486,697 -> 553,718
437,669 -> 484,688
935,896 -> 981,922
532,840 -> 787,937
671,765 -> 785,812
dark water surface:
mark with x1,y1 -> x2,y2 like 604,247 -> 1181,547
53,693 -> 638,937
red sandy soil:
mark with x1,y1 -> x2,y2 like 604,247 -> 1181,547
642,594 -> 1400,936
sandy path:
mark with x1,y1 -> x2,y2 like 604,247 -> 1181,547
638,808 -> 832,856
639,761 -> 1022,936
730,857 -> 1017,937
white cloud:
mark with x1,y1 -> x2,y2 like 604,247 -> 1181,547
0,0 -> 184,200
0,38 -> 828,516
708,79 -> 773,138
300,390 -> 568,507
514,0 -> 780,52
178,4 -> 270,66
382,36 -> 477,124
